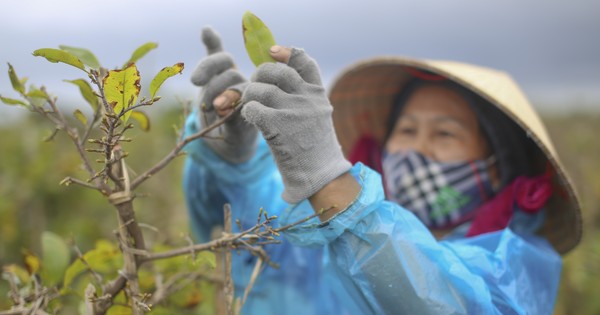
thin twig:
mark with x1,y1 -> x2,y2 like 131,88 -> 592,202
273,206 -> 334,233
60,176 -> 101,191
238,257 -> 263,314
223,204 -> 234,315
129,105 -> 242,190
73,244 -> 104,285
47,97 -> 101,184
140,205 -> 314,263
80,106 -> 102,146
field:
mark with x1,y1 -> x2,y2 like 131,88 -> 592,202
0,107 -> 598,314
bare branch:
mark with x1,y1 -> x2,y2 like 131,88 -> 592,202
80,106 -> 102,146
273,206 -> 334,233
73,243 -> 104,285
60,176 -> 101,191
130,105 -> 243,190
238,257 -> 263,314
223,204 -> 235,315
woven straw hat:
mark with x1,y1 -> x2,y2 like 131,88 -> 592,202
329,56 -> 582,254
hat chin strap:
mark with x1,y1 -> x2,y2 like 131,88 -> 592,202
404,67 -> 447,81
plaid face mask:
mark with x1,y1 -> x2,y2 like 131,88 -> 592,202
382,150 -> 497,229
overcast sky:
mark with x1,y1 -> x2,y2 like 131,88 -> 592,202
1,0 -> 599,123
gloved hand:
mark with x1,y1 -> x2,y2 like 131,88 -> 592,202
241,47 -> 352,203
190,27 -> 257,163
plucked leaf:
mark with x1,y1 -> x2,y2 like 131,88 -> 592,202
7,63 -> 25,94
149,62 -> 184,98
130,111 -> 150,131
65,79 -> 99,111
33,48 -> 86,71
59,45 -> 101,69
41,231 -> 71,286
73,109 -> 88,126
243,11 -> 277,67
0,95 -> 28,107
103,64 -> 141,123
124,42 -> 158,67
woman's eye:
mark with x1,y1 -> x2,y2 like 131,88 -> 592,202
399,128 -> 416,136
436,130 -> 455,138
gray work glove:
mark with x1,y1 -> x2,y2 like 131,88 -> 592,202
190,27 -> 258,164
241,48 -> 352,203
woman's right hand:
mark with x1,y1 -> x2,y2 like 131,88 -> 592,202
190,27 -> 257,163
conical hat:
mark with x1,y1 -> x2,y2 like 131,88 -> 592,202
329,56 -> 582,254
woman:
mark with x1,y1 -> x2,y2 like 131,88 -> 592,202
184,27 -> 582,314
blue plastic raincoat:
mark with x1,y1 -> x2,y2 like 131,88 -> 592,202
183,111 -> 562,315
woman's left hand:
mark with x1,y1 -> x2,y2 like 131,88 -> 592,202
241,46 -> 353,204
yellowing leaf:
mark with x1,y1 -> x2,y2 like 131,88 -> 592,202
33,48 -> 86,71
124,42 -> 158,67
41,231 -> 71,287
130,111 -> 150,131
243,11 -> 277,67
65,79 -> 99,111
0,95 -> 28,107
7,63 -> 25,94
2,264 -> 31,284
59,45 -> 101,69
149,62 -> 184,99
103,64 -> 141,123
24,252 -> 41,274
73,109 -> 88,126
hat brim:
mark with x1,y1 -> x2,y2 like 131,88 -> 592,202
329,56 -> 582,254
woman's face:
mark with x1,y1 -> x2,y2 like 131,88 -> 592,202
385,84 -> 491,162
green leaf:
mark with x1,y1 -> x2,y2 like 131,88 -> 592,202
62,240 -> 122,293
195,251 -> 216,269
73,109 -> 88,126
41,231 -> 71,287
130,111 -> 150,131
7,63 -> 25,94
103,64 -> 141,123
243,11 -> 277,67
61,260 -> 86,294
33,48 -> 86,71
124,42 -> 158,67
0,95 -> 28,107
65,79 -> 99,111
27,85 -> 48,107
59,45 -> 101,69
149,62 -> 184,99
106,305 -> 131,315
27,87 -> 49,100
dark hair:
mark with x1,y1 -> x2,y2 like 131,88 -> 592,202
385,78 -> 535,188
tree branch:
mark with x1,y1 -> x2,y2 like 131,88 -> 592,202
223,204 -> 235,315
130,105 -> 242,190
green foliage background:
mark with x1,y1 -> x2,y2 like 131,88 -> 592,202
0,106 -> 598,314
